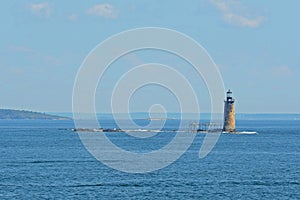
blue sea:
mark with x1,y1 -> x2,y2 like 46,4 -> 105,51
0,118 -> 299,199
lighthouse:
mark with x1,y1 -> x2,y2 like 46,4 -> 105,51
223,89 -> 236,132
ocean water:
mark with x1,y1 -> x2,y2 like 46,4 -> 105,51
0,119 -> 299,199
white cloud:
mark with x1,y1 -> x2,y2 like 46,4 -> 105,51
29,2 -> 51,17
87,4 -> 117,19
8,45 -> 60,66
223,13 -> 264,28
68,14 -> 78,21
210,0 -> 264,28
272,66 -> 292,77
9,46 -> 34,53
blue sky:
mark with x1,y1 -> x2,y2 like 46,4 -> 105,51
0,0 -> 299,113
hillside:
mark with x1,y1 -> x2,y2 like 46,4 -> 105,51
0,109 -> 71,120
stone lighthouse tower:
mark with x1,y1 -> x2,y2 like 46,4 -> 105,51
223,89 -> 236,132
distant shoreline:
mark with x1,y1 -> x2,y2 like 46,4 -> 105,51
0,109 -> 71,120
1,110 -> 300,121
141,118 -> 177,121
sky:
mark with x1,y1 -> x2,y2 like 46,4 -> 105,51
0,0 -> 299,113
